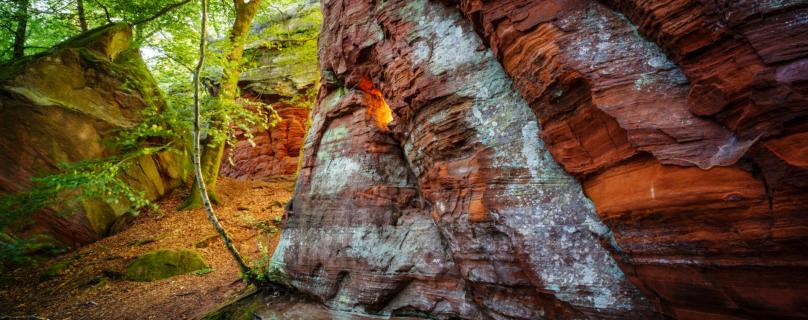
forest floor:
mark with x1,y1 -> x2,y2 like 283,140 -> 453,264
0,177 -> 295,320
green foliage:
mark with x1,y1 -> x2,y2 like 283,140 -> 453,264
0,233 -> 65,276
0,147 -> 167,227
0,0 -> 320,270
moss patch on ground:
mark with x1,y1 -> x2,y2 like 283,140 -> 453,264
124,249 -> 209,281
201,289 -> 261,320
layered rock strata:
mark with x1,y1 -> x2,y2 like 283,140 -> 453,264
220,5 -> 320,180
456,0 -> 808,318
270,0 -> 659,318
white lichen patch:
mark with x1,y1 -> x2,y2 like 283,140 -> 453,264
398,0 -> 647,313
403,1 -> 486,76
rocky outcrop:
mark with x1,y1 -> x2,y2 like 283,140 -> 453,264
220,100 -> 309,180
270,0 -> 659,318
0,24 -> 188,246
456,0 -> 808,318
220,6 -> 319,180
268,0 -> 808,319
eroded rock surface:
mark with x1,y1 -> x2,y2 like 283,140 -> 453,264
220,6 -> 320,180
457,0 -> 808,318
270,1 -> 658,318
267,0 -> 808,318
220,100 -> 310,180
0,24 -> 188,246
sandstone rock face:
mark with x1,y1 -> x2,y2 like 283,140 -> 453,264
456,0 -> 808,318
220,7 -> 320,180
0,24 -> 188,246
270,0 -> 659,318
220,100 -> 309,180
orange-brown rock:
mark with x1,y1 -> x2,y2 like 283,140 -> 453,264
219,7 -> 319,180
457,0 -> 808,318
0,24 -> 187,246
270,0 -> 660,318
220,101 -> 309,179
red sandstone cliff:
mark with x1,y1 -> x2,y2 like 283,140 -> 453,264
218,50 -> 318,180
220,100 -> 310,180
457,0 -> 808,318
219,7 -> 320,180
0,24 -> 188,246
269,0 -> 808,319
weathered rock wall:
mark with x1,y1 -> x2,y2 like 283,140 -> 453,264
270,0 -> 661,318
0,24 -> 188,246
456,0 -> 808,318
268,0 -> 808,318
220,6 -> 320,180
220,100 -> 310,180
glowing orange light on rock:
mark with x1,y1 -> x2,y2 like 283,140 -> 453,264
358,75 -> 393,131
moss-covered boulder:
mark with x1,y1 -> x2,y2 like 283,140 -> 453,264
0,23 -> 190,246
124,249 -> 208,282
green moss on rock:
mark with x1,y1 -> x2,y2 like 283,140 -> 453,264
56,23 -> 133,60
202,290 -> 262,320
124,249 -> 208,282
0,23 -> 190,245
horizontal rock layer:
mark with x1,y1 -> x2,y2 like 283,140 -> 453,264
457,0 -> 808,318
271,0 -> 660,318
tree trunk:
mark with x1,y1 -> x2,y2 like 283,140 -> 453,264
13,0 -> 29,59
191,0 -> 251,277
182,0 -> 262,209
180,135 -> 224,209
77,0 -> 88,32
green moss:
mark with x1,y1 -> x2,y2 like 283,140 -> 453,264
40,259 -> 70,280
124,249 -> 209,281
202,291 -> 261,320
82,200 -> 118,235
56,23 -> 133,59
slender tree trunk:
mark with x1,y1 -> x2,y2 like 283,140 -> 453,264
182,0 -> 262,210
182,136 -> 224,208
77,0 -> 88,32
13,0 -> 29,59
192,0 -> 251,277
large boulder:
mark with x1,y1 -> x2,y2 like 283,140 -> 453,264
270,0 -> 808,319
0,24 -> 189,246
458,0 -> 808,318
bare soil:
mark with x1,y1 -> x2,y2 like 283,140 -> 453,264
0,177 -> 294,320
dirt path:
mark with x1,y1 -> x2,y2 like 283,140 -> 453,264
0,177 -> 294,320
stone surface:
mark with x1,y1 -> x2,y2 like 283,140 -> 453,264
219,6 -> 320,180
457,0 -> 808,318
270,0 -> 660,318
0,24 -> 188,246
124,249 -> 208,281
220,100 -> 309,180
